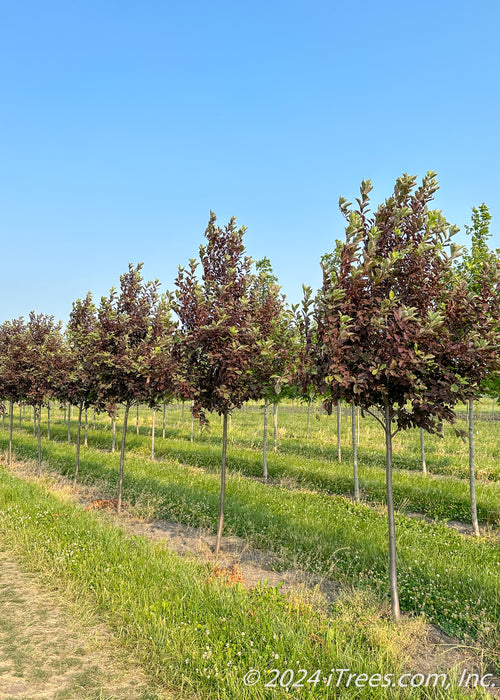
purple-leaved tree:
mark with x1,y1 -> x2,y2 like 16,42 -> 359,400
311,173 -> 500,620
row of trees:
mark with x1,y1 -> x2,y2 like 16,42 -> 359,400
0,219 -> 293,543
1,172 -> 499,620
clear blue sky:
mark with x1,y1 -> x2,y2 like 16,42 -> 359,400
1,0 -> 499,323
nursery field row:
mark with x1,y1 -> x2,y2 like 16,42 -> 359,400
1,464 -> 491,699
10,410 -> 500,528
11,399 -> 500,483
1,429 -> 499,667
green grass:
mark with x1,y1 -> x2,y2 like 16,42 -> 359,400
14,398 -> 500,480
124,433 -> 500,527
2,430 -> 499,667
17,403 -> 500,528
0,465 -> 482,699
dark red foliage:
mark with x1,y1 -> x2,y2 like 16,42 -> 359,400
313,173 -> 500,433
174,213 -> 282,421
94,263 -> 177,409
0,313 -> 69,410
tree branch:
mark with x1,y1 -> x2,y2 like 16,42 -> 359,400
364,407 -> 386,430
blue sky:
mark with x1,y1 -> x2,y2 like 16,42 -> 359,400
1,0 -> 499,323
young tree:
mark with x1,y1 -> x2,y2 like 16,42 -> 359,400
0,318 -> 30,465
174,213 -> 273,554
64,293 -> 101,486
251,258 -> 295,477
458,203 -> 500,534
312,173 -> 500,620
162,402 -> 167,438
293,285 -> 319,436
96,264 -> 176,512
22,313 -> 69,475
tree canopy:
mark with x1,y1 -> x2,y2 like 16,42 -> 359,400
312,173 -> 500,434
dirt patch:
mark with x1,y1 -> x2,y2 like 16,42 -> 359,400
115,513 -> 344,600
0,550 -> 169,700
411,626 -> 500,694
85,498 -> 124,511
5,459 -> 500,696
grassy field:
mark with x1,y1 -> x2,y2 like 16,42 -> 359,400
1,400 -> 499,696
0,464 -> 494,699
0,548 -> 162,699
12,401 -> 500,526
14,398 -> 500,479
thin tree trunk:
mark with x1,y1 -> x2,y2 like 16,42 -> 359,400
84,408 -> 88,447
67,404 -> 71,443
190,402 -> 194,443
136,404 -> 139,435
93,408 -> 96,430
420,427 -> 427,475
306,399 -> 311,438
19,405 -> 22,432
182,401 -> 185,425
337,403 -> 341,462
384,399 -> 400,622
151,407 -> 156,459
469,399 -> 480,536
74,404 -> 83,487
262,398 -> 268,479
273,403 -> 278,452
112,418 -> 116,452
47,401 -> 51,440
357,407 -> 360,447
215,411 -> 228,555
8,401 -> 13,466
36,406 -> 42,476
162,403 -> 167,438
117,403 -> 130,514
352,403 -> 359,502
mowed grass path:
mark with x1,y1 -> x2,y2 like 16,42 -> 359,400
1,425 -> 499,666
